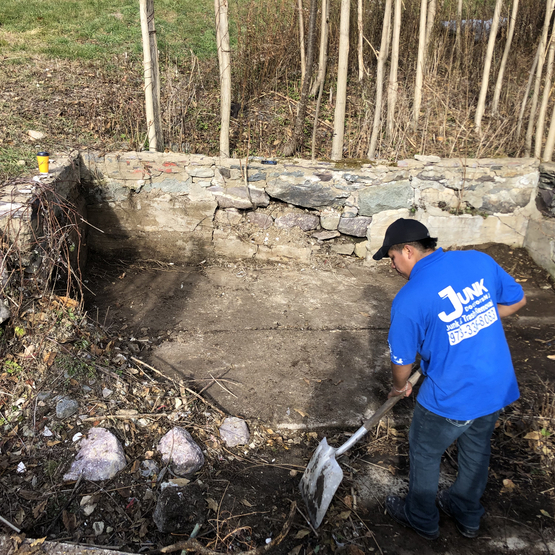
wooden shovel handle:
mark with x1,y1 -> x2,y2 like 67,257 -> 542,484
361,368 -> 422,432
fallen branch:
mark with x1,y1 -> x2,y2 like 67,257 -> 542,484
131,357 -> 226,416
159,501 -> 296,555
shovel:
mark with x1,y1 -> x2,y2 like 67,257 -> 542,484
299,368 -> 422,528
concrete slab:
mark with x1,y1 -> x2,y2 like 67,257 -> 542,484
87,247 -> 555,433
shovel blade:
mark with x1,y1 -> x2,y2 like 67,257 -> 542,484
299,437 -> 344,529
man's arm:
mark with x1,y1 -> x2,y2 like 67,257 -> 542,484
388,362 -> 414,398
497,294 -> 527,319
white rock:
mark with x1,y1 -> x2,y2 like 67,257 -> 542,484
27,130 -> 45,140
63,427 -> 127,481
157,427 -> 204,477
219,417 -> 250,447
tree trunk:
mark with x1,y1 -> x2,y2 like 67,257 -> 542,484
310,0 -> 330,97
474,0 -> 503,132
492,0 -> 520,115
331,0 -> 351,160
298,0 -> 306,85
282,0 -> 318,157
368,0 -> 392,158
455,0 -> 463,60
517,47 -> 540,139
215,0 -> 231,158
424,0 -> 436,47
412,0 -> 428,128
358,0 -> 364,81
387,0 -> 402,141
536,17 -> 555,158
525,0 -> 555,157
139,0 -> 163,152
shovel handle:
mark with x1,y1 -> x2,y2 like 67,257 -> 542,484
335,368 -> 422,457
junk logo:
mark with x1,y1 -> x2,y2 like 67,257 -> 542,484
437,280 -> 497,346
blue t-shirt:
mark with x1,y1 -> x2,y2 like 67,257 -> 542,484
388,248 -> 523,420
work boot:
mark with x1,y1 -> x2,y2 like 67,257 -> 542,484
385,495 -> 440,540
437,490 -> 479,539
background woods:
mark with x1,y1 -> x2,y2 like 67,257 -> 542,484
0,0 -> 553,181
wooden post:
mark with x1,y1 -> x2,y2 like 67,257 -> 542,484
139,0 -> 163,152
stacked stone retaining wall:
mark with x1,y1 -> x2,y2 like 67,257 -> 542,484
78,151 -> 555,277
2,151 -> 553,278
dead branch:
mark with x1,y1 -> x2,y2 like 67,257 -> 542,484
159,501 -> 296,555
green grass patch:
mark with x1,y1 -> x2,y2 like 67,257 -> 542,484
0,146 -> 37,182
0,0 -> 218,61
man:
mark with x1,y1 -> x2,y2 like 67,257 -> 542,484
372,218 -> 526,541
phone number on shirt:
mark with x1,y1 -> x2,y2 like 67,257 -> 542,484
447,307 -> 498,346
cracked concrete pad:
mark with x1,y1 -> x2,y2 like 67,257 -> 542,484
144,264 -> 402,430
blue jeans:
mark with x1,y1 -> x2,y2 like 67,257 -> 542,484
404,402 -> 501,535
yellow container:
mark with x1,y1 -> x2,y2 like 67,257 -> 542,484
37,151 -> 49,174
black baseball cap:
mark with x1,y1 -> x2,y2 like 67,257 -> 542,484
372,218 -> 433,260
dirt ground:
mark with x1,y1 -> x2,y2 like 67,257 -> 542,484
2,243 -> 555,555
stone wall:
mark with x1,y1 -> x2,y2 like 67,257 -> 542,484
77,151 -> 555,277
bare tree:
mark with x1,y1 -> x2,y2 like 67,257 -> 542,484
387,0 -> 402,141
358,0 -> 364,81
368,0 -> 392,158
215,0 -> 231,158
298,0 -> 306,85
455,0 -> 463,59
139,0 -> 163,152
412,0 -> 429,128
536,17 -> 555,158
310,0 -> 330,96
525,0 -> 555,156
331,0 -> 351,160
492,0 -> 520,115
474,0 -> 503,132
283,0 -> 318,157
424,0 -> 436,46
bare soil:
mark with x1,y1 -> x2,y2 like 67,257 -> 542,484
1,244 -> 554,555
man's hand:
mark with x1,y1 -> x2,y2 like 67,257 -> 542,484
389,362 -> 414,399
388,380 -> 413,399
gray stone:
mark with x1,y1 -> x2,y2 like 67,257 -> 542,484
246,212 -> 273,229
342,205 -> 358,218
157,427 -> 205,477
354,240 -> 369,258
331,243 -> 355,255
247,171 -> 267,182
358,181 -> 414,216
338,216 -> 372,237
215,208 -> 243,226
219,417 -> 250,447
56,398 -> 79,419
266,177 -> 348,208
188,166 -> 214,178
248,185 -> 271,207
93,522 -> 104,536
415,154 -> 441,163
312,230 -> 341,241
153,484 -> 207,533
218,167 -> 231,179
320,209 -> 341,230
63,428 -> 127,481
275,213 -> 319,231
0,301 -> 10,324
208,186 -> 253,209
141,459 -> 159,477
